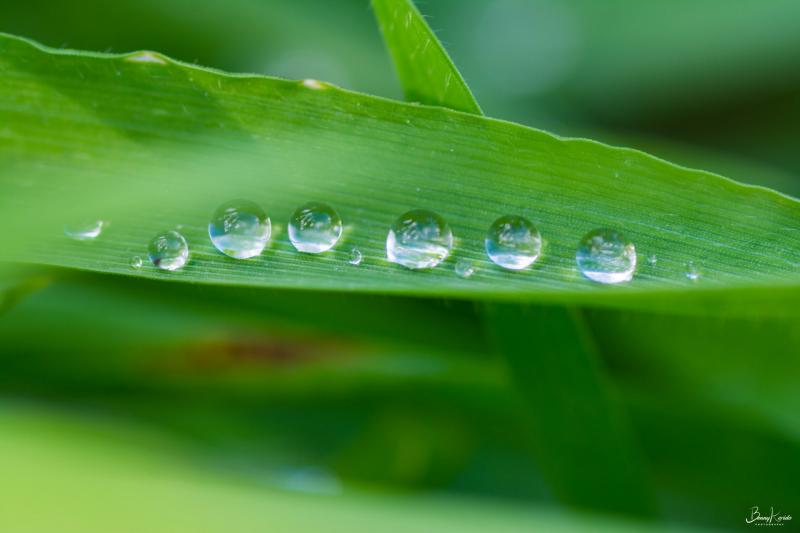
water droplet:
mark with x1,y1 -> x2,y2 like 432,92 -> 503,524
647,253 -> 657,266
64,220 -> 104,241
685,261 -> 700,281
130,255 -> 142,269
208,200 -> 271,259
576,228 -> 636,284
148,230 -> 189,271
288,202 -> 342,253
348,248 -> 362,265
386,209 -> 453,270
125,51 -> 167,65
485,215 -> 542,270
455,260 -> 476,278
301,79 -> 325,90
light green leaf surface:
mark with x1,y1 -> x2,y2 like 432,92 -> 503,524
1,34 -> 799,313
371,0 -> 481,114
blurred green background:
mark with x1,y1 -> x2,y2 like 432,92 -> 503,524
2,1 -> 799,531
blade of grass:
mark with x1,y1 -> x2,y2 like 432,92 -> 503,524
0,34 -> 799,314
484,304 -> 658,516
371,0 -> 481,114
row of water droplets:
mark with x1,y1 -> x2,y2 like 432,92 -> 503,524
65,203 -> 698,284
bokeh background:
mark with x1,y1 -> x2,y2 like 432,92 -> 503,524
2,1 -> 798,531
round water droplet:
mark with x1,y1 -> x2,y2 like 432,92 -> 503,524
208,200 -> 271,259
485,215 -> 542,270
288,202 -> 342,253
348,247 -> 362,266
64,220 -> 104,241
685,261 -> 700,281
130,255 -> 142,269
148,230 -> 189,271
386,209 -> 453,270
455,260 -> 476,278
647,254 -> 657,266
576,228 -> 636,284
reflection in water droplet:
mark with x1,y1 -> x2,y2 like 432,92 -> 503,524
130,256 -> 142,269
288,202 -> 342,253
386,209 -> 453,270
64,220 -> 104,241
348,248 -> 362,265
208,200 -> 271,259
647,254 -> 657,266
455,260 -> 476,278
576,228 -> 636,284
685,261 -> 700,281
485,215 -> 542,270
148,230 -> 189,271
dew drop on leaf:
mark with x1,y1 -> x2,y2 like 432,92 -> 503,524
288,202 -> 342,254
455,260 -> 476,278
148,230 -> 189,271
125,51 -> 167,65
386,209 -> 453,270
485,215 -> 542,270
64,220 -> 104,241
685,261 -> 701,281
576,228 -> 636,284
348,248 -> 363,266
208,200 -> 271,259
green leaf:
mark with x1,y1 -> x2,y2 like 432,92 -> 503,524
1,33 -> 799,313
485,304 -> 658,516
371,0 -> 481,114
587,308 -> 800,440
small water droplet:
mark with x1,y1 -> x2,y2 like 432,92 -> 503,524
348,248 -> 362,265
148,230 -> 189,271
302,79 -> 325,90
130,255 -> 142,269
125,51 -> 167,65
64,220 -> 104,241
647,254 -> 657,266
386,209 -> 453,270
208,200 -> 271,259
485,215 -> 542,270
576,228 -> 636,284
288,202 -> 342,253
685,261 -> 700,281
455,260 -> 476,278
